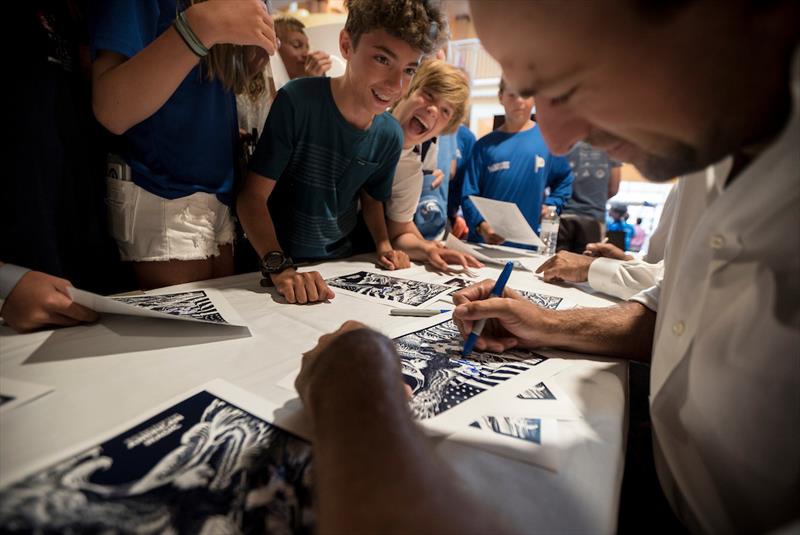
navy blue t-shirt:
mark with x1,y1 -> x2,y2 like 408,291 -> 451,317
249,77 -> 402,261
89,0 -> 238,205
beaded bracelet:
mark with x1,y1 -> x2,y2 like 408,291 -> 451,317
174,10 -> 209,58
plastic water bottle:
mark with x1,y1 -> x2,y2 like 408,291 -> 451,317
540,205 -> 560,256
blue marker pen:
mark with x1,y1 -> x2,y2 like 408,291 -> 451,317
462,261 -> 514,356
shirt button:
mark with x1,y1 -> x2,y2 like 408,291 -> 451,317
709,235 -> 725,250
672,321 -> 685,336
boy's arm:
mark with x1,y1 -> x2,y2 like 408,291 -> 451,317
387,220 -> 482,272
237,173 -> 334,304
360,192 -> 410,270
92,1 -> 276,135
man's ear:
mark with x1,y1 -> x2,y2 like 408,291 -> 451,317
339,29 -> 353,60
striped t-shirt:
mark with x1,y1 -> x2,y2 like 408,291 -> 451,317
249,77 -> 402,261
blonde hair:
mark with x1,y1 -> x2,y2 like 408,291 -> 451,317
274,16 -> 306,41
183,0 -> 267,96
404,59 -> 469,134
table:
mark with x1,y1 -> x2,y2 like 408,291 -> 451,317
0,254 -> 627,533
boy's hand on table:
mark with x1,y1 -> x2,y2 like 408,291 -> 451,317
377,248 -> 411,270
270,268 -> 335,304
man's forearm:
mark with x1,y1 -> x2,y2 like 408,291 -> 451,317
542,301 -> 655,362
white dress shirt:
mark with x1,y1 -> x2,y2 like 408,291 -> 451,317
630,51 -> 800,533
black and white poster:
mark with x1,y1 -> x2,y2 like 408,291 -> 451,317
0,381 -> 313,534
325,271 -> 453,308
68,288 -> 248,326
394,319 -> 548,420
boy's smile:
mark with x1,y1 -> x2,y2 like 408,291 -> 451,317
340,29 -> 422,120
394,87 -> 453,148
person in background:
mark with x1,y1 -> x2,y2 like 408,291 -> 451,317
448,123 -> 477,239
461,77 -> 573,246
237,0 -> 446,304
606,203 -> 635,251
557,141 -> 622,253
275,16 -> 332,80
386,59 -> 481,271
89,0 -> 277,290
629,217 -> 647,252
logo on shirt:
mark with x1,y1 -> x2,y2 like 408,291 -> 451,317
487,161 -> 511,173
535,155 -> 545,172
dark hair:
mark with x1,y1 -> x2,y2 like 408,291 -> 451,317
344,0 -> 448,54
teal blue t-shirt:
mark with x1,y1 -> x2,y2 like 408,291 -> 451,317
249,77 -> 402,261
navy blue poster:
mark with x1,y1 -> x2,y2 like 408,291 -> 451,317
0,391 -> 313,534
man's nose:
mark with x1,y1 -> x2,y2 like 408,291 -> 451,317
536,99 -> 590,155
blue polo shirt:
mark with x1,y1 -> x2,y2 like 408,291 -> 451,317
89,0 -> 238,205
249,77 -> 402,261
461,125 -> 573,243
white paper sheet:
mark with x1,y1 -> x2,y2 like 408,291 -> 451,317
68,287 -> 248,327
469,196 -> 546,247
0,378 -> 54,415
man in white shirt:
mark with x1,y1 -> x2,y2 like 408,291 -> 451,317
288,1 -> 800,533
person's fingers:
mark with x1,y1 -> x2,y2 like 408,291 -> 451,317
379,255 -> 395,270
453,279 -> 496,304
536,256 -> 557,274
59,301 -> 99,323
47,312 -> 82,327
403,383 -> 413,400
304,275 -> 320,302
278,280 -> 296,303
313,272 -> 335,300
454,297 -> 514,323
430,253 -> 449,272
293,275 -> 308,304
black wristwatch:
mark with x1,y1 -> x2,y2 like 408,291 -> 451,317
261,251 -> 295,275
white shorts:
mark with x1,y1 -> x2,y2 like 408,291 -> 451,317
106,179 -> 235,262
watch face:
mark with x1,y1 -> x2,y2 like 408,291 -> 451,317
264,252 -> 285,270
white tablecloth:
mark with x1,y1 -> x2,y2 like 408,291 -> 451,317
0,254 -> 627,533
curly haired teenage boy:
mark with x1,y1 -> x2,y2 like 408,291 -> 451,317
237,0 -> 447,304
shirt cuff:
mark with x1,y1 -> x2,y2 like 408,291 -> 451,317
0,264 -> 31,299
587,257 -> 625,294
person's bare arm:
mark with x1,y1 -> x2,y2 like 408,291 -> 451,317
453,280 -> 655,361
361,192 -> 410,270
92,0 -> 276,134
387,219 -> 482,272
237,172 -> 333,303
607,166 -> 622,199
296,323 -> 506,534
